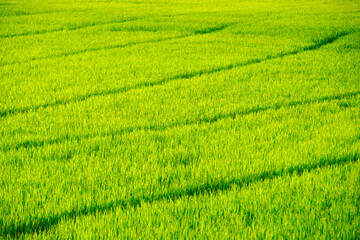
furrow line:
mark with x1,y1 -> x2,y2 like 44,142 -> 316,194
0,30 -> 353,119
0,17 -> 141,39
0,10 -> 240,39
2,152 -> 358,238
0,35 -> 190,67
0,9 -> 88,18
0,22 -> 237,67
4,90 -> 360,152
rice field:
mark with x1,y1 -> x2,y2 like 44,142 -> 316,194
1,0 -> 360,238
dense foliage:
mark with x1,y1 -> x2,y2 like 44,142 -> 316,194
0,0 -> 359,238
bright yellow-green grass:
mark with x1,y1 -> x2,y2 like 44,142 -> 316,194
1,0 -> 360,239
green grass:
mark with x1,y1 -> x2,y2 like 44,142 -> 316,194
0,0 -> 360,239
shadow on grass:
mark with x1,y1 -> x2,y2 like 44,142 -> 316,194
1,152 -> 359,238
